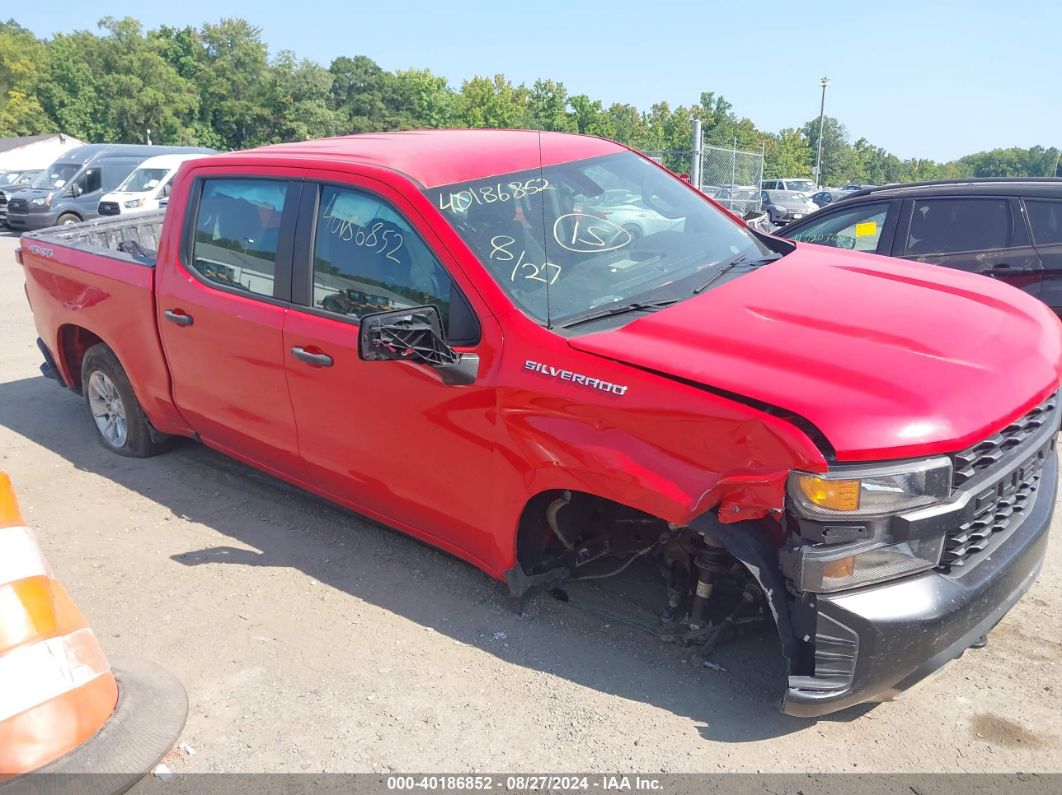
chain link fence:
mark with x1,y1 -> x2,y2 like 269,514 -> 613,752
644,137 -> 765,216
700,142 -> 764,214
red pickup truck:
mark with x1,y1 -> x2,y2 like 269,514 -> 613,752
17,130 -> 1062,717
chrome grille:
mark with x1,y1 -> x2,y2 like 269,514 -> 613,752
951,394 -> 1057,490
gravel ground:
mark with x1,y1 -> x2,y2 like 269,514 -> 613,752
1,230 -> 1061,775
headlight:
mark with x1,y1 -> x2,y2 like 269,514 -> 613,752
124,198 -> 145,208
30,196 -> 50,207
784,458 -> 953,593
788,457 -> 952,518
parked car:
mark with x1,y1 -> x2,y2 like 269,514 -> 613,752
779,178 -> 1062,316
810,188 -> 846,207
761,189 -> 817,225
580,191 -> 683,240
98,153 -> 211,217
0,169 -> 42,226
842,183 -> 877,191
714,185 -> 760,213
5,143 -> 213,231
762,178 -> 818,194
17,131 -> 1062,718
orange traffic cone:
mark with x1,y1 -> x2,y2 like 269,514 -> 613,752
0,472 -> 187,792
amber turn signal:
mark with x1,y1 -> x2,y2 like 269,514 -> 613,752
796,475 -> 861,512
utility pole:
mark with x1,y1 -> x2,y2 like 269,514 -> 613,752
691,119 -> 702,190
814,75 -> 830,187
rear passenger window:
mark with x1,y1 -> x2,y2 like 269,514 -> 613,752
312,186 -> 457,333
1026,200 -> 1062,246
191,179 -> 288,297
905,198 -> 1011,256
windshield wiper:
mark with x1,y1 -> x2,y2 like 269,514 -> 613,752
560,298 -> 680,329
692,253 -> 783,294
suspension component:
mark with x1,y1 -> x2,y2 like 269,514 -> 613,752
687,545 -> 733,630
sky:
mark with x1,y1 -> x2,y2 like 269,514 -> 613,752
11,1 -> 1060,162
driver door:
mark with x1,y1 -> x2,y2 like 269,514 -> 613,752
281,173 -> 504,566
783,200 -> 900,253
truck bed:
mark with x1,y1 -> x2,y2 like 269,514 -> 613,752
21,211 -> 164,266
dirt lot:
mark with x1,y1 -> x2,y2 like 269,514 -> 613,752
1,230 -> 1061,775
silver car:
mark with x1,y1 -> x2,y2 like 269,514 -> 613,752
761,190 -> 817,226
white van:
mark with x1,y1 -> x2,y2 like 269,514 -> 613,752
97,153 -> 209,217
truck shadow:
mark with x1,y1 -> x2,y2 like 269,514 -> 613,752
0,375 -> 875,743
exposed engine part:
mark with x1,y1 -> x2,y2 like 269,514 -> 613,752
522,497 -> 770,664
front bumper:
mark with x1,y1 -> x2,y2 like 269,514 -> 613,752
5,209 -> 59,231
783,447 -> 1056,717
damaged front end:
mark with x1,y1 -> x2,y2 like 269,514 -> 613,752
512,392 -> 1059,719
767,392 -> 1058,717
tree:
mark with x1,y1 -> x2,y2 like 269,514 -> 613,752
267,51 -> 343,143
0,21 -> 50,135
391,68 -> 457,129
526,80 -> 576,132
457,75 -> 529,129
329,55 -> 394,133
801,116 -> 856,185
764,129 -> 812,179
569,95 -> 614,138
196,18 -> 272,148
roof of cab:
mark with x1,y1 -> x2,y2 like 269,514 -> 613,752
222,129 -> 627,189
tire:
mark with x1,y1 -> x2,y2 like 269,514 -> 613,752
81,344 -> 168,457
57,212 -> 81,226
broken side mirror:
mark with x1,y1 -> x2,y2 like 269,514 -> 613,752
358,305 -> 479,385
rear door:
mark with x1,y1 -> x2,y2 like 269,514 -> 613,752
893,196 -> 1042,300
1022,197 -> 1062,316
281,172 -> 502,564
155,167 -> 305,476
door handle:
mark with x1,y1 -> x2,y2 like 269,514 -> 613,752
290,346 -> 333,367
984,263 -> 1013,272
163,309 -> 193,326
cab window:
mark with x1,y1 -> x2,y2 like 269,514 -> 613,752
787,202 -> 891,252
190,179 -> 288,297
311,185 -> 468,338
71,167 -> 102,196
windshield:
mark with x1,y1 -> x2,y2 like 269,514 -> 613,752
118,167 -> 169,193
786,179 -> 816,193
429,152 -> 771,325
33,162 -> 82,190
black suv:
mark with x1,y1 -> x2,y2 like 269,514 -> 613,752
779,179 -> 1062,316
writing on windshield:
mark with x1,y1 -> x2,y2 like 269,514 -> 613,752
430,152 -> 769,326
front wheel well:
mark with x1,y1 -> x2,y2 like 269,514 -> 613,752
514,489 -> 668,578
58,325 -> 105,392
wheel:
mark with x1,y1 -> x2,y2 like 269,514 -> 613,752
621,224 -> 643,243
57,213 -> 81,226
81,344 -> 168,457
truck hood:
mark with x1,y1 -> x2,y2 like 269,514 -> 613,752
568,245 -> 1062,461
